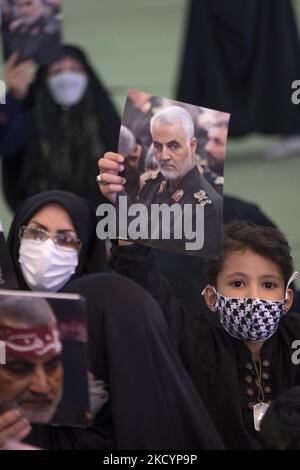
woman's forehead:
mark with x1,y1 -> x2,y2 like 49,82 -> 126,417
28,203 -> 76,232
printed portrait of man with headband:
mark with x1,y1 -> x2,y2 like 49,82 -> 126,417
0,295 -> 63,424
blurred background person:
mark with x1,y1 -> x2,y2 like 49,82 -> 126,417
204,120 -> 229,176
1,44 -> 120,210
0,295 -> 63,424
177,0 -> 300,159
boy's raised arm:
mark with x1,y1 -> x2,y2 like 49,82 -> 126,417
111,241 -> 186,344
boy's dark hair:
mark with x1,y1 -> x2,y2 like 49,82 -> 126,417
205,221 -> 294,286
259,386 -> 300,450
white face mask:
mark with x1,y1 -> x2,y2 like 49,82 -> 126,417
19,239 -> 79,292
47,71 -> 88,107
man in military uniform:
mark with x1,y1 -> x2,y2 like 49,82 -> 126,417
97,105 -> 223,258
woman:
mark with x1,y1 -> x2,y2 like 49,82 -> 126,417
177,0 -> 300,139
7,190 -> 107,291
1,44 -> 120,209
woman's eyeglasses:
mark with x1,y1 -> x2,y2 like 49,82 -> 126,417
19,226 -> 82,251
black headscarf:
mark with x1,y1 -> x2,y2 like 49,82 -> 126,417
7,190 -> 107,290
3,44 -> 120,210
177,0 -> 300,136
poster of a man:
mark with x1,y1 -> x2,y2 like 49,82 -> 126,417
0,295 -> 63,424
98,91 -> 230,258
1,0 -> 62,63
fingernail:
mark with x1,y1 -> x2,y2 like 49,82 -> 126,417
119,165 -> 124,171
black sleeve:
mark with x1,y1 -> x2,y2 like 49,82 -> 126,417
111,243 -> 193,347
0,93 -> 28,159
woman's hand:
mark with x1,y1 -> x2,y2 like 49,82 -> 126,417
4,52 -> 36,100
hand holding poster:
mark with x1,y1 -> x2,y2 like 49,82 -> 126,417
97,90 -> 230,259
0,290 -> 91,428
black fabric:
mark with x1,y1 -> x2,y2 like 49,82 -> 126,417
24,273 -> 224,449
155,194 -> 276,313
112,243 -> 300,450
7,190 -> 107,289
64,273 -> 223,450
136,166 -> 223,258
2,44 -> 120,210
177,0 -> 300,136
25,402 -> 113,450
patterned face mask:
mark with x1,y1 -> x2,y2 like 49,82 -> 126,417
203,272 -> 298,343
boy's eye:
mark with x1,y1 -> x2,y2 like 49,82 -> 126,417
263,282 -> 276,289
230,281 -> 244,288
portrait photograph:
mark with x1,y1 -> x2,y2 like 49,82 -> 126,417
0,290 -> 91,427
117,90 -> 230,259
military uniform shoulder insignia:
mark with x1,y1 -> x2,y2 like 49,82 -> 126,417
194,190 -> 212,205
214,176 -> 224,186
158,181 -> 166,194
171,189 -> 184,202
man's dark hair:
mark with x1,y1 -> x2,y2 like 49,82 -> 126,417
205,221 -> 294,286
259,386 -> 300,450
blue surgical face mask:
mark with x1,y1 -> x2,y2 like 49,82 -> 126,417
202,272 -> 298,342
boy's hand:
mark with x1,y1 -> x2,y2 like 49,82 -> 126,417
4,52 -> 36,101
0,410 -> 31,449
97,152 -> 126,204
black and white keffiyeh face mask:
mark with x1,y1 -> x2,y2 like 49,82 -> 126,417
203,272 -> 298,343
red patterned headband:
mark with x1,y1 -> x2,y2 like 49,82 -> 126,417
0,324 -> 62,361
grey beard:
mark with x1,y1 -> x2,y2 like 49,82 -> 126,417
18,387 -> 63,424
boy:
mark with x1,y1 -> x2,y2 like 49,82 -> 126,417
98,153 -> 300,449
